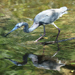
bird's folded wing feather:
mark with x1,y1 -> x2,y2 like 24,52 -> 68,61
34,9 -> 59,24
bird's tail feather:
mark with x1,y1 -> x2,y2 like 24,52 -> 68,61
60,6 -> 67,12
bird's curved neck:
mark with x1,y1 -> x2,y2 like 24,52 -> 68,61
22,22 -> 39,33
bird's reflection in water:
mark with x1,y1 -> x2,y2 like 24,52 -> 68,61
5,53 -> 66,71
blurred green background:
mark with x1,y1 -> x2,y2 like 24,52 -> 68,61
0,0 -> 75,75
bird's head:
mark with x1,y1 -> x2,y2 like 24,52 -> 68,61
10,22 -> 23,31
4,22 -> 26,37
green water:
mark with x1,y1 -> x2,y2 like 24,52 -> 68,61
0,0 -> 75,75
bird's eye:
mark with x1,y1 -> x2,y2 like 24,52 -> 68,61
17,26 -> 19,28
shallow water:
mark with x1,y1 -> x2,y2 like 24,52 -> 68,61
0,0 -> 75,75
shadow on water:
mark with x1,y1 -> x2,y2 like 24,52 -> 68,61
0,53 -> 75,75
63,65 -> 75,70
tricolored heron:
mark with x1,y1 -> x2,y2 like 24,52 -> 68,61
4,6 -> 68,43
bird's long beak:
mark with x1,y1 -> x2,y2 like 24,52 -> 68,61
4,26 -> 18,37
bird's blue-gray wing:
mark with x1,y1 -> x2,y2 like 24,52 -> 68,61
34,9 -> 59,24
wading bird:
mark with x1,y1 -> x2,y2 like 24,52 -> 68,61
4,6 -> 68,42
5,53 -> 65,71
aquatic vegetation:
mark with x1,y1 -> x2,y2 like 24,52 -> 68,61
0,0 -> 75,75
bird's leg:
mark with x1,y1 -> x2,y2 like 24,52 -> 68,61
35,25 -> 46,42
52,23 -> 60,51
55,28 -> 60,51
51,23 -> 60,41
55,28 -> 60,42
